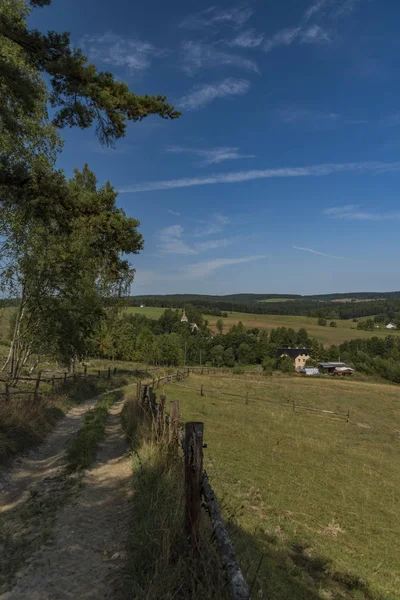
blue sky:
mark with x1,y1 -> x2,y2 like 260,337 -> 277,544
31,0 -> 400,295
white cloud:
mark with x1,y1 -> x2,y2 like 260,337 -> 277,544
166,145 -> 255,165
81,32 -> 161,71
157,217 -> 237,254
158,225 -> 198,255
168,210 -> 181,216
324,205 -> 400,220
228,29 -> 264,48
181,6 -> 254,30
304,0 -> 330,22
179,78 -> 250,110
264,24 -> 330,52
187,255 -> 265,278
293,245 -> 348,259
119,161 -> 400,194
276,106 -> 366,128
181,41 -> 259,75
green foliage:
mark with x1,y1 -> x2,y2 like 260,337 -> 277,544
329,321 -> 338,328
216,318 -> 224,334
211,344 -> 224,367
318,317 -> 327,326
136,327 -> 154,366
357,319 -> 375,331
276,355 -> 294,373
223,347 -> 235,367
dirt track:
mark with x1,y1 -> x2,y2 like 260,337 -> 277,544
0,395 -> 133,600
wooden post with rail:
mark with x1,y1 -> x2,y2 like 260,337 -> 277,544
34,371 -> 42,401
184,422 -> 204,546
169,400 -> 180,445
157,395 -> 166,440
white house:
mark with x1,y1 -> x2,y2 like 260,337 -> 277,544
386,323 -> 397,329
180,309 -> 188,323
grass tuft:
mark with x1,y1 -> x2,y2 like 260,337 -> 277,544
66,390 -> 122,471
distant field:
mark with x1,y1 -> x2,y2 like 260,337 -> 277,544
125,307 -> 396,345
171,372 -> 400,599
257,298 -> 294,303
205,311 -> 397,345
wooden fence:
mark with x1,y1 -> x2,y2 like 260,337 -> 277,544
0,365 -> 120,402
175,377 -> 351,421
139,379 -> 250,600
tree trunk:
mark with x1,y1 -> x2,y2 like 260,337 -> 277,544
2,284 -> 26,378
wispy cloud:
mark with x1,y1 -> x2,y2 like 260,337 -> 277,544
187,255 -> 265,278
276,106 -> 365,129
179,78 -> 250,110
158,225 -> 198,255
119,161 -> 400,194
304,0 -> 330,22
157,217 -> 237,254
81,32 -> 161,71
264,0 -> 361,53
181,41 -> 259,75
324,205 -> 400,221
228,28 -> 264,48
168,210 -> 181,216
293,245 -> 348,259
181,5 -> 253,30
264,24 -> 330,52
165,145 -> 255,166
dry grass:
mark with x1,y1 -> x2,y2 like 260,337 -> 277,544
166,372 -> 400,600
121,393 -> 231,600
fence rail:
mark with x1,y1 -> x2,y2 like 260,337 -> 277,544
174,378 -> 350,420
138,378 -> 250,600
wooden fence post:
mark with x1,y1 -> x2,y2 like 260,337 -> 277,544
137,380 -> 142,403
200,384 -> 204,397
84,365 -> 87,378
5,383 -> 10,402
245,392 -> 249,405
52,375 -> 55,391
113,366 -> 117,377
169,400 -> 180,445
97,369 -> 101,379
184,422 -> 204,545
73,372 -> 77,384
347,409 -> 350,423
34,371 -> 42,401
64,372 -> 67,385
292,398 -> 295,411
108,367 -> 111,379
157,395 -> 166,440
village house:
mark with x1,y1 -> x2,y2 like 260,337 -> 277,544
276,347 -> 312,371
318,362 -> 354,375
386,323 -> 397,329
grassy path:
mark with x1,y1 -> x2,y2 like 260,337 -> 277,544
0,396 -> 133,599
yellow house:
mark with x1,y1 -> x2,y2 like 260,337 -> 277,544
277,348 -> 312,371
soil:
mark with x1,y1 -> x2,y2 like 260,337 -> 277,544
0,393 -> 134,600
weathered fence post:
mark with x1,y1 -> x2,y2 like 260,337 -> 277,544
157,395 -> 166,440
73,372 -> 77,383
347,409 -> 350,423
113,366 -> 117,377
34,371 -> 42,401
184,422 -> 204,545
52,375 -> 55,391
200,384 -> 204,397
97,369 -> 101,379
169,400 -> 180,445
5,383 -> 10,402
137,381 -> 141,402
84,365 -> 87,378
64,372 -> 67,385
108,367 -> 111,379
292,398 -> 295,411
245,392 -> 249,405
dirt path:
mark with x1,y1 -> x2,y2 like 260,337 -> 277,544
0,388 -> 121,514
1,397 -> 133,600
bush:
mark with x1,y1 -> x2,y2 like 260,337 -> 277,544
232,366 -> 245,375
318,317 -> 327,326
276,355 -> 294,373
330,321 -> 337,328
262,357 -> 275,376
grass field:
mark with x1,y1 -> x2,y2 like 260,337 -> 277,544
168,372 -> 400,600
124,306 -> 398,345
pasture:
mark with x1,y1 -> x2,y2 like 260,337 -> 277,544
169,372 -> 400,600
